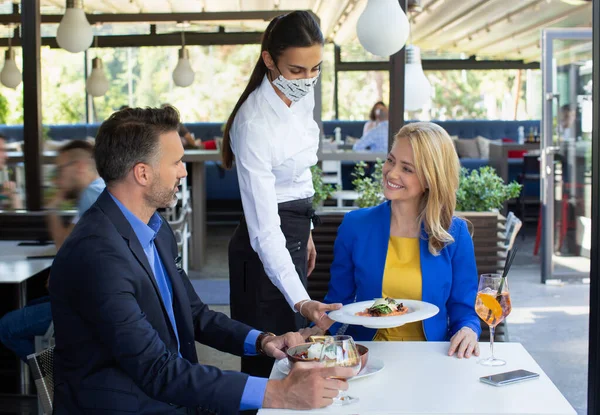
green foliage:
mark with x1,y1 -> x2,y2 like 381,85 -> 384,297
351,159 -> 384,208
456,167 -> 522,212
0,92 -> 9,124
350,163 -> 522,212
311,165 -> 339,208
0,42 -> 535,126
42,125 -> 50,141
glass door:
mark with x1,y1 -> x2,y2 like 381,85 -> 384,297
541,28 -> 593,282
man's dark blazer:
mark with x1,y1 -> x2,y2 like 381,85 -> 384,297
50,189 -> 255,414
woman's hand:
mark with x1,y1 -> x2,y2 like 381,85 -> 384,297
448,327 -> 479,359
295,300 -> 342,331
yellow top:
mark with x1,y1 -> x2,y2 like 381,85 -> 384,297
373,236 -> 426,342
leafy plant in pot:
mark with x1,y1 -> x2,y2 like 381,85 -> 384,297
310,165 -> 340,208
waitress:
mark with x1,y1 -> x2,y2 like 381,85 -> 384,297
221,11 -> 341,377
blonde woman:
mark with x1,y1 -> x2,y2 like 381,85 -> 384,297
324,122 -> 481,359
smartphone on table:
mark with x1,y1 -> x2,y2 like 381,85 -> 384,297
480,369 -> 540,386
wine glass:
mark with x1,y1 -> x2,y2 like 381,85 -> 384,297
319,335 -> 361,405
475,273 -> 512,366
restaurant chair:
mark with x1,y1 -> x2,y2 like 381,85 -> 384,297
168,203 -> 192,274
517,153 -> 540,236
34,321 -> 55,353
26,346 -> 54,415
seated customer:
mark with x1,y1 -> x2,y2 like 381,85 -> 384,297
49,106 -> 350,413
325,122 -> 481,359
352,105 -> 390,153
46,140 -> 106,249
0,140 -> 105,361
0,134 -> 23,209
363,101 -> 387,135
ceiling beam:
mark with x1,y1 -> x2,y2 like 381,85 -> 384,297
472,3 -> 591,53
437,0 -> 544,51
324,0 -> 352,39
412,0 -> 491,45
336,57 -> 539,71
0,10 -> 300,25
0,31 -> 264,48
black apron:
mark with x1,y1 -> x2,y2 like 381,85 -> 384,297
229,197 -> 315,377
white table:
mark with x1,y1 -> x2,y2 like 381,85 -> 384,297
259,342 -> 576,415
0,241 -> 55,304
0,241 -> 54,394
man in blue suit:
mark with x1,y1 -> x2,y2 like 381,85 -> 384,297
49,106 -> 350,414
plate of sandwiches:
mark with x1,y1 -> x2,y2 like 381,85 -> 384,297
328,297 -> 439,329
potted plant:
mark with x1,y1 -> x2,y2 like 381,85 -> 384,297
455,166 -> 522,278
310,165 -> 339,208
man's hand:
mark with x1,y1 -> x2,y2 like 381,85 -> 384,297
48,188 -> 66,210
263,363 -> 353,409
307,232 -> 317,277
261,331 -> 304,360
448,327 -> 480,359
295,300 -> 342,331
298,326 -> 325,341
1,181 -> 22,209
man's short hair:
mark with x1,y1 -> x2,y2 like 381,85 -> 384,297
561,104 -> 574,113
94,106 -> 180,185
59,140 -> 94,157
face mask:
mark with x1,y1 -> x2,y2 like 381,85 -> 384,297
271,68 -> 320,102
375,109 -> 381,117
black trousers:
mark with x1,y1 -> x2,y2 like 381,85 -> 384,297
229,197 -> 314,378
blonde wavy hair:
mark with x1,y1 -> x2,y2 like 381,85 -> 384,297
394,122 -> 461,256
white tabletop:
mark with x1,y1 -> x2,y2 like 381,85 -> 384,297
259,342 -> 576,415
0,241 -> 54,283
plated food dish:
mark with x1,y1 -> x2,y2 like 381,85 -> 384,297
328,299 -> 439,329
355,297 -> 409,317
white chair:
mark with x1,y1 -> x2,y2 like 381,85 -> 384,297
331,189 -> 359,208
168,203 -> 192,274
321,160 -> 342,186
502,211 -> 522,251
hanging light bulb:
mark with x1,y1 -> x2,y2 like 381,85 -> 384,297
172,32 -> 195,87
357,0 -> 410,57
1,33 -> 21,89
56,0 -> 94,53
405,45 -> 432,111
1,48 -> 21,89
86,57 -> 109,97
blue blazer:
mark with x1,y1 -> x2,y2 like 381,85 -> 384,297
324,201 -> 481,341
50,190 -> 254,415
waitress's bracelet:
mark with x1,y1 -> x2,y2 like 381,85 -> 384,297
298,300 -> 313,318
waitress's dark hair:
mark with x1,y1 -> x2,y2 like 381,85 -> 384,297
221,11 -> 323,169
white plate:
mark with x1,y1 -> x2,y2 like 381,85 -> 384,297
274,357 -> 385,381
328,299 -> 439,329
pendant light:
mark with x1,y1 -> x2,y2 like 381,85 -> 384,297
1,33 -> 21,89
172,32 -> 195,88
86,37 -> 109,97
404,45 -> 432,111
56,0 -> 94,53
357,0 -> 410,57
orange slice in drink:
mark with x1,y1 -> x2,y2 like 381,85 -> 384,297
479,293 -> 502,319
